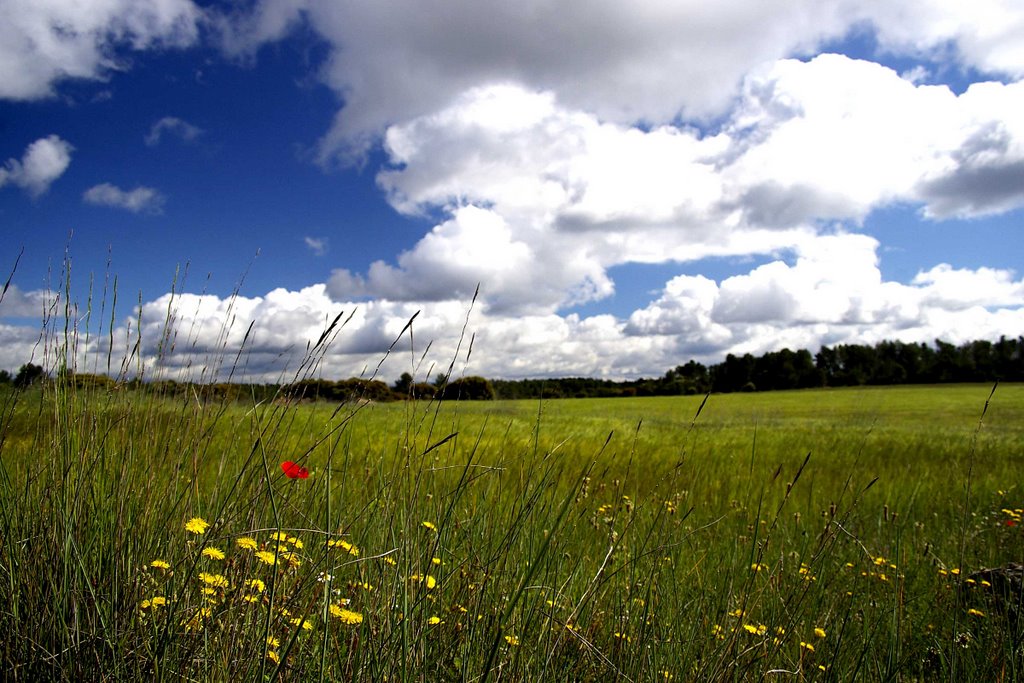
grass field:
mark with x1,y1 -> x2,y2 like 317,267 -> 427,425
0,380 -> 1021,681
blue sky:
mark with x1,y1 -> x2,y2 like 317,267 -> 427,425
1,0 -> 1023,383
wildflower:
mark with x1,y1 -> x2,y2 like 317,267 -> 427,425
432,557 -> 442,565
814,627 -> 827,638
613,632 -> 631,642
504,635 -> 519,646
140,596 -> 167,609
743,623 -> 767,636
287,536 -> 304,549
185,517 -> 210,535
202,547 -> 226,561
873,556 -> 887,566
255,551 -> 278,566
422,521 -> 437,532
750,563 -> 767,572
236,536 -> 258,551
428,616 -> 442,625
330,605 -> 364,624
424,574 -> 437,589
291,617 -> 314,631
246,578 -> 266,593
149,559 -> 171,571
280,460 -> 309,479
800,641 -> 815,652
967,608 -> 986,618
199,572 -> 229,589
728,608 -> 745,618
382,556 -> 397,566
266,650 -> 280,664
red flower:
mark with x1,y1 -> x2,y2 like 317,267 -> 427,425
281,461 -> 309,479
1007,520 -> 1017,527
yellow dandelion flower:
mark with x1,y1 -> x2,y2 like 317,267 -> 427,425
202,547 -> 226,561
431,557 -> 442,565
266,650 -> 280,664
814,627 -> 827,638
255,551 -> 278,566
873,556 -> 887,566
236,536 -> 258,551
150,559 -> 171,570
290,617 -> 313,631
422,521 -> 437,532
504,635 -> 519,646
271,531 -> 289,542
243,594 -> 260,604
800,641 -> 815,652
246,578 -> 266,593
967,608 -> 986,617
199,572 -> 229,589
140,596 -> 167,609
287,536 -> 303,549
428,616 -> 442,625
728,608 -> 745,618
424,575 -> 437,589
330,605 -> 364,624
382,556 -> 397,566
185,517 -> 210,535
750,563 -> 767,572
742,624 -> 767,636
266,636 -> 280,648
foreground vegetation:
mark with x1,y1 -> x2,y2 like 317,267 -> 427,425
0,379 -> 1022,681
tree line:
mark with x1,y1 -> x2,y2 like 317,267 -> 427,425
3,336 -> 1021,402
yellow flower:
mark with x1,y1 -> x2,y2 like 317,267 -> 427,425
266,636 -> 280,648
291,617 -> 314,631
814,627 -> 827,638
199,572 -> 229,589
236,536 -> 258,551
287,536 -> 304,549
150,559 -> 171,570
382,556 -> 397,566
329,605 -> 364,625
742,624 -> 767,636
422,521 -> 437,532
271,531 -> 289,542
431,557 -> 442,566
504,635 -> 519,646
800,641 -> 815,652
185,517 -> 210,535
428,616 -> 442,625
202,547 -> 226,561
967,608 -> 986,617
255,551 -> 278,566
266,650 -> 280,664
140,596 -> 167,609
424,575 -> 437,589
246,578 -> 266,593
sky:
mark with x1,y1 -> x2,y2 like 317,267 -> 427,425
1,0 -> 1023,385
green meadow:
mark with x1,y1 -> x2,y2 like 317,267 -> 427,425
1,380 -> 1022,681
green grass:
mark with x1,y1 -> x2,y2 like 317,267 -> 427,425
0,381 -> 1022,681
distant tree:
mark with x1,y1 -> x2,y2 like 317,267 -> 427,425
440,376 -> 495,400
433,373 -> 449,387
13,363 -> 46,388
0,369 -> 11,384
393,372 -> 413,395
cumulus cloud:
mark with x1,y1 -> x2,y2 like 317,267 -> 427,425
0,0 -> 202,100
145,116 -> 203,146
0,135 -> 73,197
83,183 -> 165,213
214,0 -> 1024,160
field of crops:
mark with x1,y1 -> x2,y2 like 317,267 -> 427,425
1,381 -> 1022,681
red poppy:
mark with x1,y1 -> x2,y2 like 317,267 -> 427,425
281,461 -> 309,479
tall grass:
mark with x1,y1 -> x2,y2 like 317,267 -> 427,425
0,269 -> 1021,680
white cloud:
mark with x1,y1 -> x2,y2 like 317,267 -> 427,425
0,0 -> 202,100
304,236 -> 328,256
216,0 -> 1024,161
83,183 -> 165,213
145,116 -> 203,146
0,135 -> 73,197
